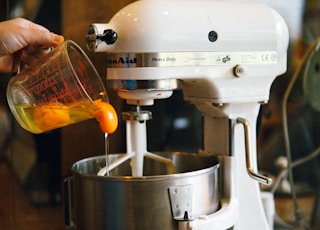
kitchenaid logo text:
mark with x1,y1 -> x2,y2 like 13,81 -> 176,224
106,54 -> 177,67
107,57 -> 137,65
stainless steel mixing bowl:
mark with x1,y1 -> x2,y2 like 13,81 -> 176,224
64,152 -> 220,230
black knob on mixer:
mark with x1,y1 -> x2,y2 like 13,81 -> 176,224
101,29 -> 118,45
86,25 -> 117,51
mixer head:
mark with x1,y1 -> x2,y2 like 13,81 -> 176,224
86,0 -> 288,108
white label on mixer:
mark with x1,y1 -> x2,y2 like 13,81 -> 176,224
106,51 -> 277,68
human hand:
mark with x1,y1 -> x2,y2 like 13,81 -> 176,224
0,18 -> 64,73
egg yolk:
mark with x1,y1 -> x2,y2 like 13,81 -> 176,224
93,100 -> 118,134
33,104 -> 70,131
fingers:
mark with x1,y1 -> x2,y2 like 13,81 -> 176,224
0,55 -> 16,72
23,19 -> 64,48
0,18 -> 64,54
18,19 -> 64,68
0,18 -> 64,73
19,46 -> 53,68
0,47 -> 51,73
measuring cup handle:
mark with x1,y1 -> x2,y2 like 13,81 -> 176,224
63,176 -> 75,229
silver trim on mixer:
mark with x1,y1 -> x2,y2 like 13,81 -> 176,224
122,110 -> 152,121
107,79 -> 181,91
106,51 -> 277,68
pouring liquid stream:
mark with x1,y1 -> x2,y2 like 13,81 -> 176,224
104,133 -> 110,176
96,133 -> 111,176
92,100 -> 118,176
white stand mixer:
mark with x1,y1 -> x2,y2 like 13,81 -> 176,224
86,0 -> 289,229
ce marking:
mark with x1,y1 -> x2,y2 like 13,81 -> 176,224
261,53 -> 276,63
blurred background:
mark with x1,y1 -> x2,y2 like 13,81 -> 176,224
0,0 -> 319,229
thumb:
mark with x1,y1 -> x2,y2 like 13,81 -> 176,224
17,18 -> 64,48
25,25 -> 64,48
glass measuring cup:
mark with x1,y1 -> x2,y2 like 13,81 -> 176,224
7,40 -> 108,134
